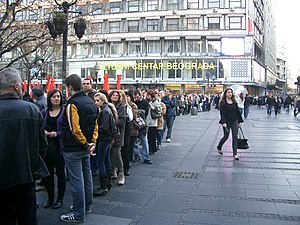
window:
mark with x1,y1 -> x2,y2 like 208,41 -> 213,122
166,40 -> 180,53
79,45 -> 89,56
207,40 -> 221,53
128,20 -> 139,32
229,0 -> 241,8
15,10 -> 26,21
208,17 -> 220,30
187,0 -> 199,9
147,41 -> 161,53
143,60 -> 156,78
167,0 -> 178,10
187,18 -> 199,30
110,2 -> 121,13
128,0 -> 139,12
93,44 -> 105,55
147,0 -> 158,11
165,60 -> 181,79
147,19 -> 158,31
229,17 -> 242,29
91,3 -> 103,15
208,0 -> 220,8
167,19 -> 179,31
186,40 -> 202,53
110,21 -> 120,33
128,41 -> 142,54
28,9 -> 38,20
110,42 -> 123,55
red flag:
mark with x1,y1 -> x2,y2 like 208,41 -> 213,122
116,75 -> 121,90
103,74 -> 109,91
57,84 -> 61,90
51,78 -> 56,90
23,81 -> 27,92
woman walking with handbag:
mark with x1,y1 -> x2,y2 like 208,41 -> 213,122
217,88 -> 243,160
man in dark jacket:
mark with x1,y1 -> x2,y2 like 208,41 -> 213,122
0,67 -> 48,225
60,74 -> 98,223
161,89 -> 176,142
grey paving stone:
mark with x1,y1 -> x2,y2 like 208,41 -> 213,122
184,211 -> 250,225
161,180 -> 195,195
196,186 -> 246,198
190,197 -> 220,210
137,209 -> 181,225
149,193 -> 189,212
246,189 -> 299,200
249,218 -> 300,225
106,205 -> 141,219
275,203 -> 300,217
244,177 -> 290,185
219,199 -> 278,214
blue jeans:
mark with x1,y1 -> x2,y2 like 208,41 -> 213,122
133,132 -> 150,161
267,105 -> 273,115
97,140 -> 112,176
156,129 -> 163,146
162,116 -> 175,140
63,151 -> 93,221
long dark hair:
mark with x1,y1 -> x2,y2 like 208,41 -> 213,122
220,88 -> 237,107
47,89 -> 63,110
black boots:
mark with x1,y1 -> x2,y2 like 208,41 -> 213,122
93,175 -> 110,197
52,198 -> 63,209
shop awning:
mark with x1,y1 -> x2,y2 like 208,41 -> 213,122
267,79 -> 286,91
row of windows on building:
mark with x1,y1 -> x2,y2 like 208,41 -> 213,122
80,15 -> 246,35
12,0 -> 246,21
75,39 -> 225,57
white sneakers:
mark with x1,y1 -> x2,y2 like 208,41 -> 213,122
117,172 -> 125,185
166,138 -> 171,143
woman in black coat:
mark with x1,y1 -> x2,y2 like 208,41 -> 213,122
217,88 -> 243,160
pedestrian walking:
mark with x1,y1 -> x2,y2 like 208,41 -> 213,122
0,67 -> 48,225
266,93 -> 275,116
60,74 -> 98,223
41,89 -> 66,209
217,88 -> 243,160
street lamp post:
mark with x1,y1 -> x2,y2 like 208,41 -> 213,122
94,62 -> 101,90
47,0 -> 85,102
30,56 -> 44,91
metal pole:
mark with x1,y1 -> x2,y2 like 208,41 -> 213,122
95,71 -> 98,90
61,10 -> 68,102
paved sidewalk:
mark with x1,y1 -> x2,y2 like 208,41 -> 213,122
37,106 -> 300,225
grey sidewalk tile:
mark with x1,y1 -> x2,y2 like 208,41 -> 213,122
219,199 -> 278,214
250,218 -> 300,225
196,186 -> 247,198
184,211 -> 250,225
106,205 -> 141,219
246,189 -> 299,200
244,177 -> 290,185
104,191 -> 152,205
161,180 -> 195,195
190,197 -> 220,210
286,179 -> 300,186
222,183 -> 269,190
149,193 -> 189,212
259,163 -> 298,169
275,203 -> 300,217
84,214 -> 131,225
137,210 -> 181,225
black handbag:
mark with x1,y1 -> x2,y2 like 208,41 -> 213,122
33,155 -> 50,181
237,127 -> 249,149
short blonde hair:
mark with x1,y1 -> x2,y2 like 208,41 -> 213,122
94,92 -> 108,104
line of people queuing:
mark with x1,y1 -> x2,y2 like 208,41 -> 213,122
0,68 -> 178,224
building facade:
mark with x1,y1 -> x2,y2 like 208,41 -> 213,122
3,0 -> 278,95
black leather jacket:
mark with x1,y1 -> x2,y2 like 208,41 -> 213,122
0,93 -> 48,190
